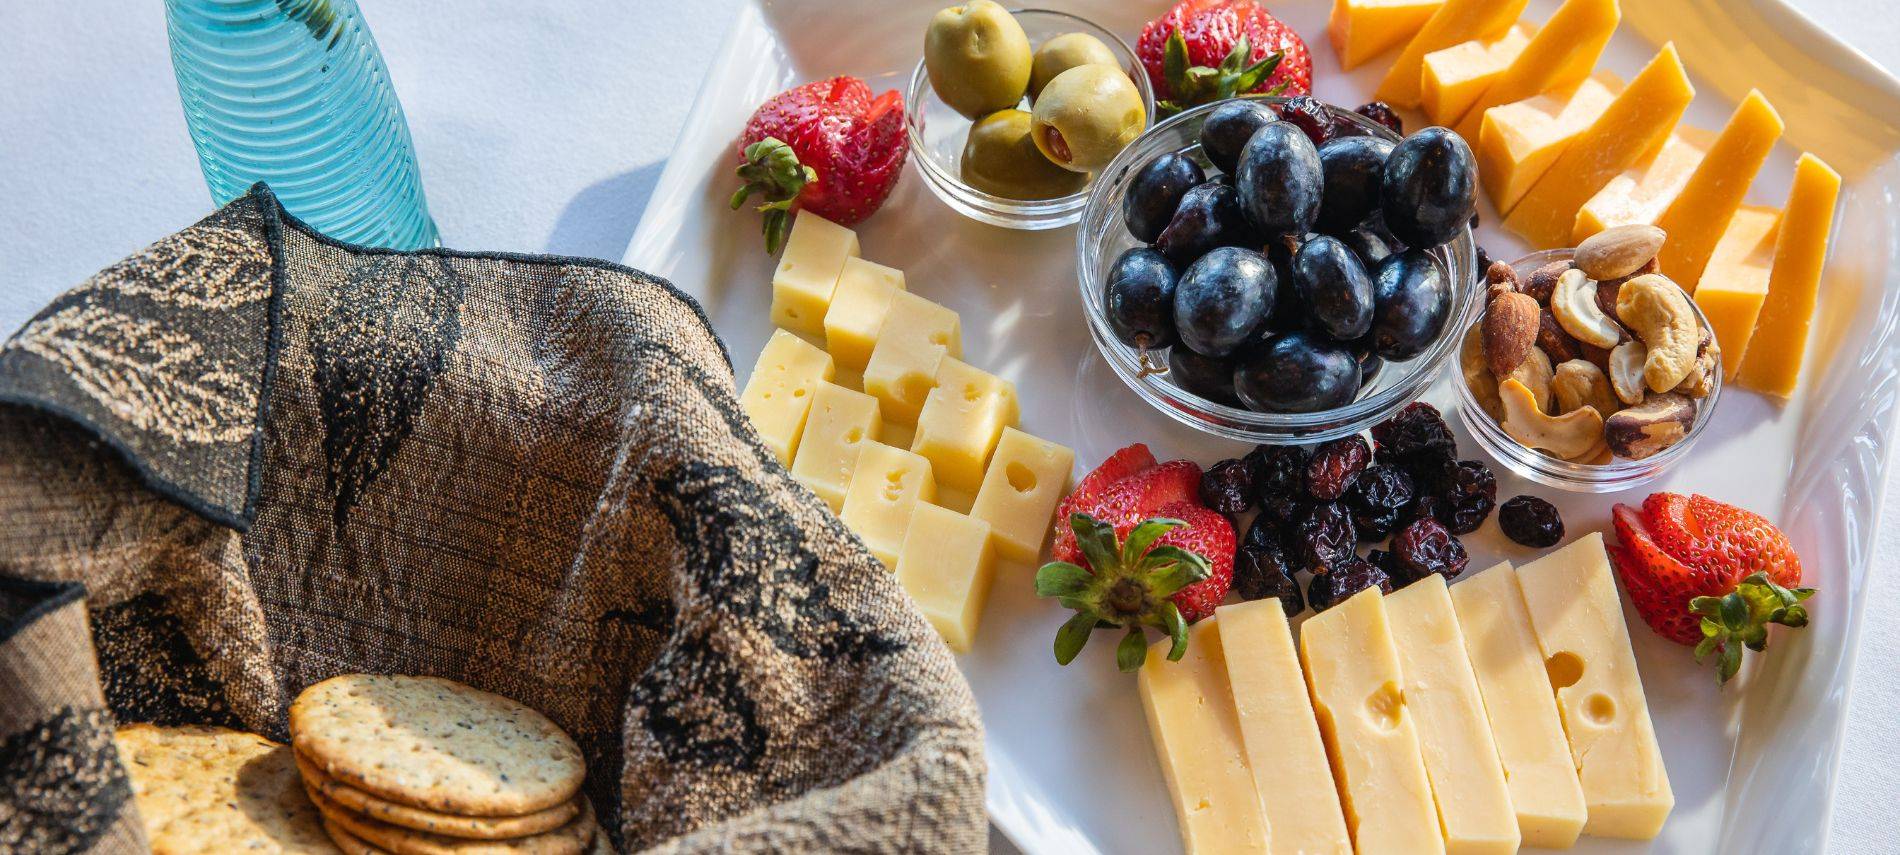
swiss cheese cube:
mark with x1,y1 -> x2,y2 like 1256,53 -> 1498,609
894,503 -> 995,653
968,428 -> 1073,564
1329,0 -> 1444,70
911,359 -> 1019,493
1385,576 -> 1520,855
840,442 -> 937,569
1572,128 -> 1713,242
1138,619 -> 1271,854
770,213 -> 859,335
1503,44 -> 1695,248
1695,205 -> 1780,378
1375,0 -> 1527,108
1218,601 -> 1353,855
1736,153 -> 1843,397
863,292 -> 961,424
1451,0 -> 1621,140
824,257 -> 906,370
1300,587 -> 1445,855
1655,90 -> 1786,291
738,330 -> 836,466
790,382 -> 883,511
1419,24 -> 1532,127
1516,533 -> 1674,840
1450,562 -> 1586,849
1477,73 -> 1621,216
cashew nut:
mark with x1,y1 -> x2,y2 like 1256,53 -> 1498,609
1550,268 -> 1624,348
1609,340 -> 1648,406
1672,333 -> 1720,398
1504,346 -> 1554,413
1460,326 -> 1503,420
1552,359 -> 1619,416
1615,274 -> 1700,392
1499,378 -> 1604,460
1569,439 -> 1614,466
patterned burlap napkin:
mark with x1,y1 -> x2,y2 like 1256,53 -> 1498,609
0,185 -> 986,854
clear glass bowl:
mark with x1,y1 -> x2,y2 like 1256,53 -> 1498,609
1453,248 -> 1724,493
1075,97 -> 1482,443
905,8 -> 1154,230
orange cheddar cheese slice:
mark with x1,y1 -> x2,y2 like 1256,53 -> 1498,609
1452,0 -> 1621,140
1376,0 -> 1528,108
1503,43 -> 1694,248
1655,90 -> 1786,291
1736,153 -> 1843,397
1572,127 -> 1714,242
1330,0 -> 1445,71
1420,24 -> 1533,126
1694,205 -> 1779,379
1477,72 -> 1620,216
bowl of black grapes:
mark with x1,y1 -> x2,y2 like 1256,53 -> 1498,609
1077,95 -> 1482,443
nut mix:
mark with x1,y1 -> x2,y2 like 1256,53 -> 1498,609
1466,227 -> 1713,462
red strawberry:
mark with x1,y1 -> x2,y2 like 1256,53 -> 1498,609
1052,458 -> 1202,565
1608,494 -> 1813,684
1053,444 -> 1157,542
732,76 -> 909,252
1137,0 -> 1314,115
1151,501 -> 1236,623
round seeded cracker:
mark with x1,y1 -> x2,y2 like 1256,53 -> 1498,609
325,817 -> 396,855
114,723 -> 341,855
296,751 -> 580,839
289,675 -> 584,817
308,785 -> 596,855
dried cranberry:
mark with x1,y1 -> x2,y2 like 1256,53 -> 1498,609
1436,460 -> 1497,535
1199,458 -> 1255,515
1297,502 -> 1357,573
1354,101 -> 1403,135
1234,541 -> 1304,616
1499,495 -> 1565,548
1372,402 -> 1456,465
1247,444 -> 1309,501
1279,95 -> 1335,145
1307,555 -> 1393,612
1475,244 -> 1491,273
1305,436 -> 1371,501
1257,493 -> 1307,530
1401,450 -> 1458,498
1389,516 -> 1470,585
1346,464 -> 1414,541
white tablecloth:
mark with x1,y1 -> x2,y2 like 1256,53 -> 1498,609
2,2 -> 1894,851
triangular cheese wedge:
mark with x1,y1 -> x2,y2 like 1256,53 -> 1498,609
1375,0 -> 1527,107
1693,205 -> 1780,378
1452,0 -> 1621,140
1655,90 -> 1786,291
1573,127 -> 1716,242
1735,154 -> 1843,397
1477,72 -> 1622,216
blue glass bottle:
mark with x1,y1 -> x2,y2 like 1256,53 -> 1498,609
165,0 -> 439,249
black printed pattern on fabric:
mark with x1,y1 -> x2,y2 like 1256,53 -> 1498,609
92,592 -> 243,729
652,461 -> 903,664
629,628 -> 768,772
310,253 -> 466,529
0,706 -> 130,855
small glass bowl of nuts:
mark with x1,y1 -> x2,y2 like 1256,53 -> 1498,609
1453,227 -> 1722,493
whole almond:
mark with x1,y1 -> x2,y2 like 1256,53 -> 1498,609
1522,261 -> 1570,304
1575,224 -> 1666,280
1536,308 -> 1580,363
1483,292 -> 1539,377
1485,260 -> 1520,290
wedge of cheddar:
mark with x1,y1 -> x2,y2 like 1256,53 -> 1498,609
1503,44 -> 1694,248
739,330 -> 836,466
1386,576 -> 1519,855
1572,128 -> 1714,242
1655,90 -> 1786,291
1736,153 -> 1843,397
1219,601 -> 1353,855
1420,24 -> 1532,126
1694,205 -> 1780,378
1451,0 -> 1621,140
790,382 -> 883,511
1302,587 -> 1445,855
1450,562 -> 1586,849
1330,0 -> 1445,70
1477,72 -> 1620,216
1139,619 -> 1271,854
1376,0 -> 1528,108
1516,534 -> 1674,839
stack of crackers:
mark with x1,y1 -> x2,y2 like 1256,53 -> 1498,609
115,674 -> 603,854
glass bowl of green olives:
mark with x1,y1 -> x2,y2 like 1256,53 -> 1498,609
1076,97 -> 1483,444
907,6 -> 1154,230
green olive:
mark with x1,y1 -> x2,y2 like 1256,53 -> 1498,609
1029,33 -> 1120,100
924,1 -> 1033,120
1029,65 -> 1147,173
960,109 -> 1090,200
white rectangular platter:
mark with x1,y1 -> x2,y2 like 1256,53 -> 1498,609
625,1 -> 1900,852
